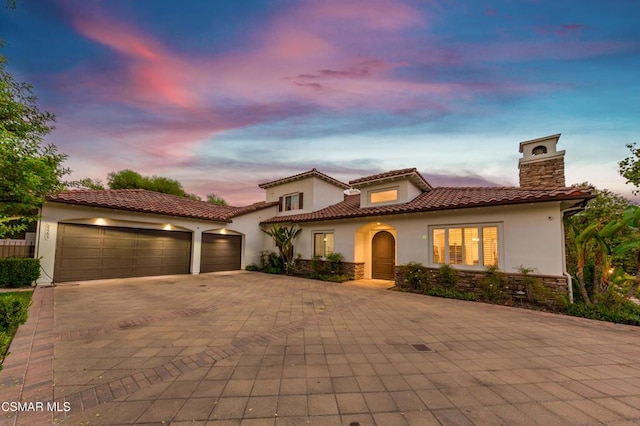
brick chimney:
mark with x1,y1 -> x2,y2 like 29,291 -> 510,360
518,134 -> 566,188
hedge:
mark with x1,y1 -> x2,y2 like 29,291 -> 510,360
0,258 -> 41,288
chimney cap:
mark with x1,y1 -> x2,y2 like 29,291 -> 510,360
519,133 -> 562,153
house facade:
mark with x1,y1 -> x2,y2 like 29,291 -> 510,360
36,135 -> 593,299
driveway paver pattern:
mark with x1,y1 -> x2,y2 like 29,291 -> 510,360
2,272 -> 640,425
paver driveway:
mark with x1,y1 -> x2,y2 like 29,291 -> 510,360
2,272 -> 640,425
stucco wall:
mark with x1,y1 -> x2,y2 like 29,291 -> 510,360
295,201 -> 566,278
229,205 -> 278,267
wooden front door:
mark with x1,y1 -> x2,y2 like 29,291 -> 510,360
372,231 -> 395,280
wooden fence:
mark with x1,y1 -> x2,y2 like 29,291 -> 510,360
0,240 -> 36,258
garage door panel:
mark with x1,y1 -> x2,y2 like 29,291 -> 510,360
136,239 -> 166,249
54,224 -> 191,282
162,248 -> 191,257
59,258 -> 101,269
135,257 -> 164,266
58,248 -> 102,258
59,269 -> 100,282
60,237 -> 103,247
99,268 -> 136,279
102,238 -> 136,248
101,257 -> 136,267
101,248 -> 136,258
62,225 -> 102,237
200,234 -> 242,273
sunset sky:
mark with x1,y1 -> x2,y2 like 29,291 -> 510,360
1,0 -> 639,205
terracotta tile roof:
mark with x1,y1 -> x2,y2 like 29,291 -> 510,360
260,186 -> 594,224
258,168 -> 350,190
48,190 -> 236,222
349,167 -> 433,191
228,201 -> 279,217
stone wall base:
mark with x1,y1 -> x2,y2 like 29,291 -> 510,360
395,265 -> 569,306
296,259 -> 364,280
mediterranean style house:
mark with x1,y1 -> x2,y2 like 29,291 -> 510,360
36,134 -> 593,299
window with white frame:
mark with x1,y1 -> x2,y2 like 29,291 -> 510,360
313,232 -> 334,257
431,224 -> 500,268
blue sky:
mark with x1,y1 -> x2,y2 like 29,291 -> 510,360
1,0 -> 639,204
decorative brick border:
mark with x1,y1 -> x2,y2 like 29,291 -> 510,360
0,286 -> 55,426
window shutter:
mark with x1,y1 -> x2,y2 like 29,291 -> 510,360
278,196 -> 283,212
298,192 -> 304,209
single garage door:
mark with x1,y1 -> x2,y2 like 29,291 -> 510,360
200,233 -> 242,273
54,223 -> 192,282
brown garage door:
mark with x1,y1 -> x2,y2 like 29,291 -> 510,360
200,234 -> 242,273
54,223 -> 192,282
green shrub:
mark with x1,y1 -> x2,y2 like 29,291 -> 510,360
314,274 -> 351,283
517,265 -> 558,305
310,256 -> 326,275
437,264 -> 458,288
478,265 -> 510,304
245,263 -> 259,271
0,258 -> 40,288
0,293 -> 31,367
566,301 -> 640,326
426,286 -> 477,301
326,252 -> 344,274
0,296 -> 29,330
260,251 -> 284,274
398,262 -> 429,293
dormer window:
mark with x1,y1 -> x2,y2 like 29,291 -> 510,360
280,192 -> 304,212
369,187 -> 398,204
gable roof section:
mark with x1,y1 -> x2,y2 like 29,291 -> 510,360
349,167 -> 433,191
228,200 -> 279,217
258,168 -> 350,190
48,189 -> 236,222
260,186 -> 594,224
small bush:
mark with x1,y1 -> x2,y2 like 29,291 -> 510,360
399,262 -> 429,293
437,264 -> 458,288
325,252 -> 344,274
260,251 -> 284,274
0,293 -> 31,367
314,274 -> 351,283
566,301 -> 640,326
245,263 -> 259,271
478,265 -> 510,304
0,296 -> 29,330
310,256 -> 326,275
426,286 -> 477,301
0,258 -> 41,288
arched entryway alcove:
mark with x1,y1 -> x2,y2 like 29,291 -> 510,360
354,222 -> 396,280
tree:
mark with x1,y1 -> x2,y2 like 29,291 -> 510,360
105,169 -> 201,200
613,206 -> 640,298
262,225 -> 301,274
206,193 -> 228,206
107,169 -> 146,190
619,143 -> 640,195
73,177 -> 105,190
0,55 -> 69,237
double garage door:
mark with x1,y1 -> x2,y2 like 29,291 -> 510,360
54,224 -> 242,282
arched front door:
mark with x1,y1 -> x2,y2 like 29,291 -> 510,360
372,231 -> 395,280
